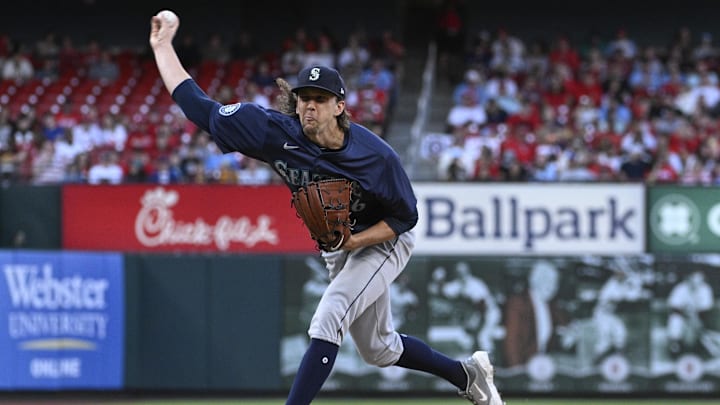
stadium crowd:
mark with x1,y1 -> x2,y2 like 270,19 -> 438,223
429,23 -> 720,185
1,17 -> 719,187
0,25 -> 403,186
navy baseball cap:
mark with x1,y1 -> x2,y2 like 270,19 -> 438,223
292,66 -> 346,100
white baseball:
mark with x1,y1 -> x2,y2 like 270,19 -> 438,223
157,10 -> 178,25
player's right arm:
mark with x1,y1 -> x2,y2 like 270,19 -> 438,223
148,11 -> 266,156
149,11 -> 218,135
149,11 -> 190,95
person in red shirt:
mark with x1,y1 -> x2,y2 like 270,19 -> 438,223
568,70 -> 603,107
549,36 -> 580,74
542,74 -> 573,113
646,150 -> 679,183
500,122 -> 537,167
506,101 -> 542,132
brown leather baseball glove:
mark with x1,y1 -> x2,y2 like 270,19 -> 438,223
292,178 -> 353,252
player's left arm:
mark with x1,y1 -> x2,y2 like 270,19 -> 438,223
342,220 -> 396,250
343,156 -> 418,251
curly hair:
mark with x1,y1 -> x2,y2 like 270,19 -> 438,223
275,77 -> 350,131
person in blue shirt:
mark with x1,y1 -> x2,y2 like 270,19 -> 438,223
149,10 -> 503,405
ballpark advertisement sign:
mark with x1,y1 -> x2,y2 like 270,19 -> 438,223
648,186 -> 720,253
0,251 -> 123,389
62,185 -> 315,253
413,183 -> 645,255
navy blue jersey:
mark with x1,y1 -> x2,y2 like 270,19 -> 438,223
173,79 -> 418,235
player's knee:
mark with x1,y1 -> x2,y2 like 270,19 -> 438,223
308,313 -> 345,345
358,347 -> 400,368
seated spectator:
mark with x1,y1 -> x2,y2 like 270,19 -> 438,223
485,67 -> 518,100
446,90 -> 487,132
35,59 -> 59,81
122,148 -> 152,183
0,144 -> 18,185
0,109 -> 12,152
71,110 -> 102,153
250,60 -> 277,89
97,113 -> 128,152
598,97 -> 633,134
646,149 -> 679,184
148,154 -> 183,184
472,145 -> 502,181
531,153 -> 559,182
525,40 -> 550,77
619,146 -> 651,181
446,156 -> 468,181
352,85 -> 387,137
499,122 -> 536,167
487,70 -> 522,114
568,69 -> 604,107
358,58 -> 395,92
337,33 -> 370,82
452,68 -> 486,106
507,100 -> 542,132
238,157 -> 273,185
280,39 -> 306,87
437,131 -> 472,181
64,151 -> 91,183
675,70 -> 720,116
605,28 -> 637,60
54,102 -> 81,129
620,121 -> 657,156
490,28 -> 526,74
693,32 -> 718,62
303,34 -> 336,69
88,50 -> 119,82
499,150 -> 529,181
572,95 -> 600,129
40,112 -> 64,142
12,114 -> 36,155
88,150 -> 123,184
484,98 -> 509,124
82,39 -> 102,68
54,128 -> 82,164
217,158 -> 239,184
679,157 -> 713,185
241,82 -> 271,109
201,32 -> 231,63
548,35 -> 580,73
558,150 -> 598,182
32,139 -> 67,184
2,50 -> 34,82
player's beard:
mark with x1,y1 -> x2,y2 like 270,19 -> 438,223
302,122 -> 319,137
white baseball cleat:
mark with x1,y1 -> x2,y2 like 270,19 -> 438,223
458,351 -> 505,405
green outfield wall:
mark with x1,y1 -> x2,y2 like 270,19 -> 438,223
1,184 -> 719,395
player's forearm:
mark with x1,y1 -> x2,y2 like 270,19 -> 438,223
343,220 -> 396,250
152,44 -> 191,95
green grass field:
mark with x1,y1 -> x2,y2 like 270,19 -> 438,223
4,397 -> 720,404
115,399 -> 720,405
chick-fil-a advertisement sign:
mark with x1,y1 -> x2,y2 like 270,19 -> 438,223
62,185 -> 315,253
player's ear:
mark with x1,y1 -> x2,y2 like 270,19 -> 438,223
335,99 -> 345,117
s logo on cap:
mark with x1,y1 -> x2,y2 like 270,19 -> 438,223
309,67 -> 321,81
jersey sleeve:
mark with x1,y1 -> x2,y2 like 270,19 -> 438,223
378,154 -> 419,235
172,79 -> 270,159
208,102 -> 270,159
